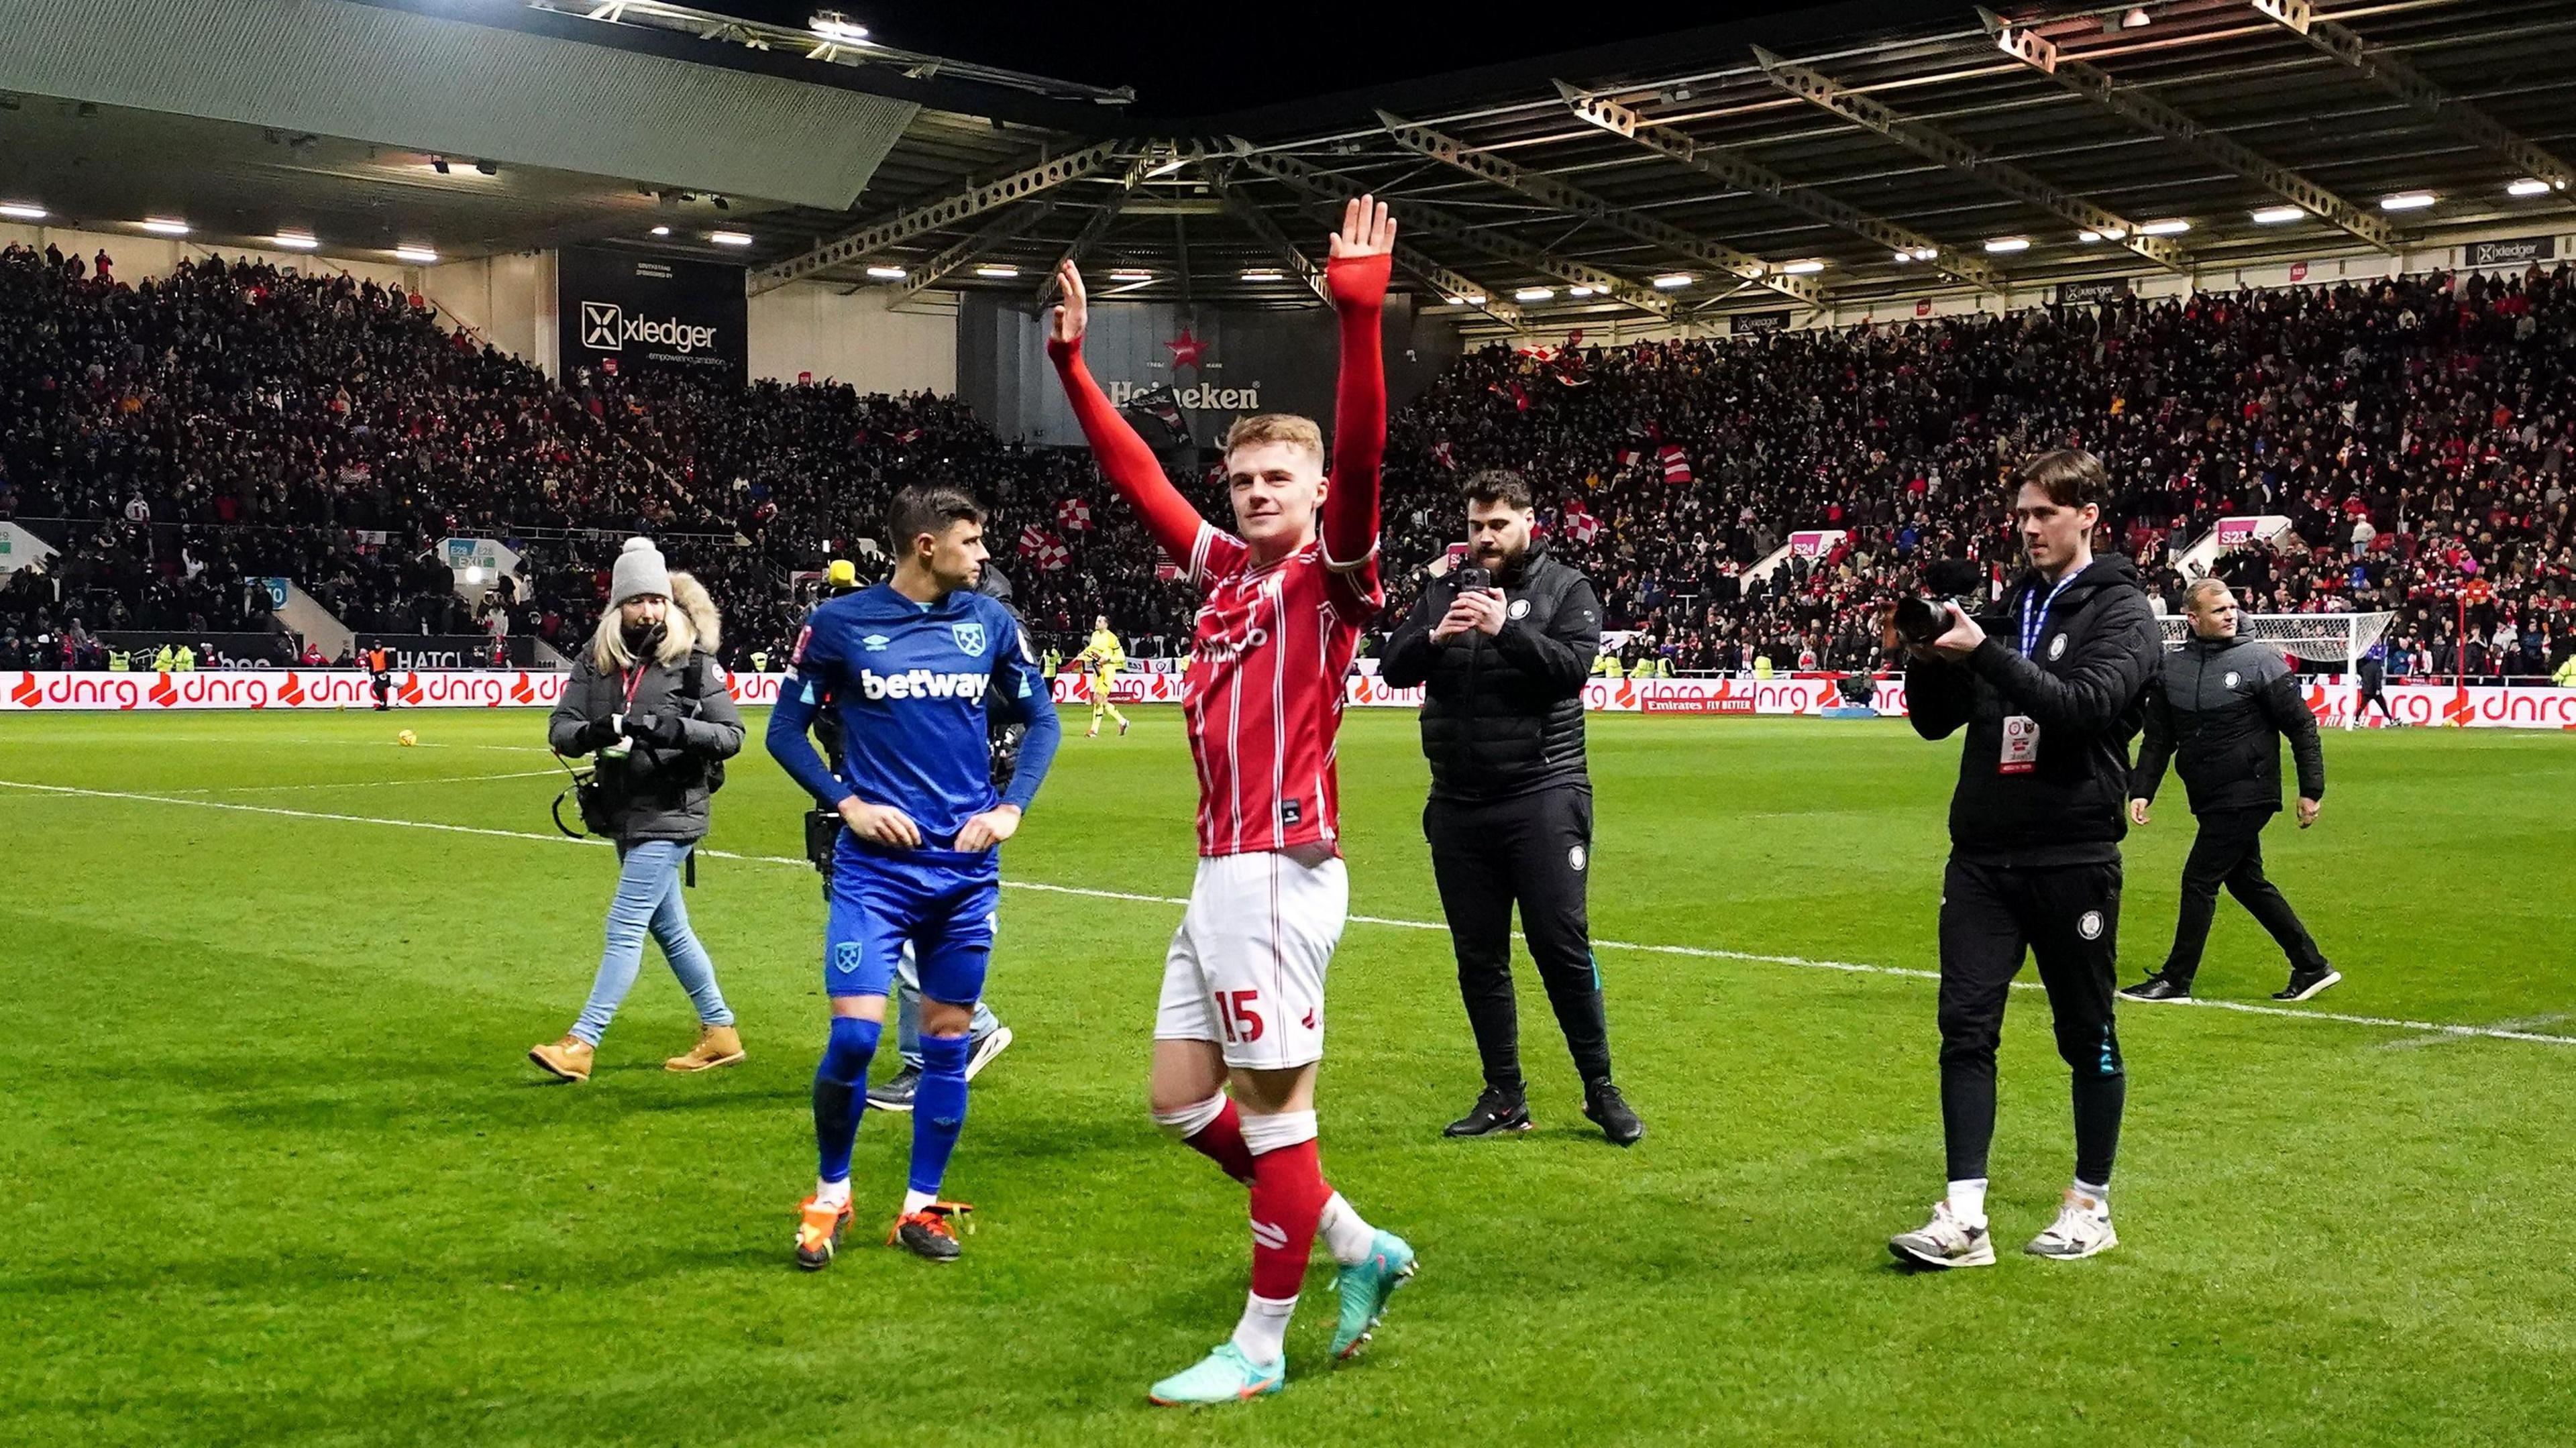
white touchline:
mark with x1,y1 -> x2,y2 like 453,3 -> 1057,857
5,775 -> 2569,1050
174,769 -> 564,795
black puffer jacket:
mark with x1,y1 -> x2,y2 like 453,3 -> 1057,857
2131,633 -> 2325,814
1906,554 -> 2164,867
547,580 -> 745,846
1380,547 -> 1601,802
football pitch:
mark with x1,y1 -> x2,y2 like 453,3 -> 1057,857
4,705 -> 2572,1446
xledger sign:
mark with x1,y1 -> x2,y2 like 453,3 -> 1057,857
558,246 -> 747,385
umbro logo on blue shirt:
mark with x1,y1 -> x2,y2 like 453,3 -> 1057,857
862,634 -> 891,652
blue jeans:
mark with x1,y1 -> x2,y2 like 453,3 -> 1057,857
572,840 -> 735,1045
896,942 -> 1002,1068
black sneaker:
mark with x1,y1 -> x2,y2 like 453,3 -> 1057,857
2120,974 -> 2192,1003
2273,965 -> 2343,1002
866,1064 -> 921,1113
1443,1087 -> 1532,1138
889,1202 -> 969,1262
1582,1080 -> 1645,1148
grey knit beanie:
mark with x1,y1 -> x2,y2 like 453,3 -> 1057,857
609,537 -> 672,606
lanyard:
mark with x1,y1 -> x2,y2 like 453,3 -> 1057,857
2019,564 -> 2087,658
619,665 -> 647,712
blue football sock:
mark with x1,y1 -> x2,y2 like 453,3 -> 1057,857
812,1015 -> 882,1184
908,1032 -> 973,1196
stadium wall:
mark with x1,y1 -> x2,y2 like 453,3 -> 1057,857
747,282 -> 957,394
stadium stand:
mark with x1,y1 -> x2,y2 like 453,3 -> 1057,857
5,238 -> 2569,681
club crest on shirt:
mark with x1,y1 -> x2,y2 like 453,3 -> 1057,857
2078,910 -> 2104,941
951,622 -> 987,657
2225,671 -> 2242,689
833,942 -> 863,973
1568,844 -> 1588,873
2048,634 -> 2068,661
1508,598 -> 1532,620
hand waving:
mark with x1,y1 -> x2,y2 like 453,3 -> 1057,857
1049,260 -> 1088,348
1324,194 -> 1395,311
1328,194 -> 1396,261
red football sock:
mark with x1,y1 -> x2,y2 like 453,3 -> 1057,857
1247,1139 -> 1330,1300
1183,1099 -> 1256,1186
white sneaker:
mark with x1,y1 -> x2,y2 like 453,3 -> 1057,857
1888,1201 -> 1995,1270
2025,1191 -> 2118,1260
964,1025 -> 1014,1081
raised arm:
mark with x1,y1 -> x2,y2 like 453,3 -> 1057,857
1322,195 -> 1394,578
1046,260 -> 1207,570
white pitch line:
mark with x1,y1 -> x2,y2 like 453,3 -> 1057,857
175,769 -> 564,795
3,775 -> 2569,1049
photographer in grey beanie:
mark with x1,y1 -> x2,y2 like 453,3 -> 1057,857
531,538 -> 747,1083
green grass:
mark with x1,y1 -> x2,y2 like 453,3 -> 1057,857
3,706 -> 2572,1446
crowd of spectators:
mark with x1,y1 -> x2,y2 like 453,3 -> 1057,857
3,237 -> 2571,684
1380,266 -> 2575,680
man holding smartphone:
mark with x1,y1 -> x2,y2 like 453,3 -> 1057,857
1381,471 -> 1641,1146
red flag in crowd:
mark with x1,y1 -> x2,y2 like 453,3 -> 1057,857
1017,524 -> 1049,559
1568,509 -> 1603,543
1431,440 -> 1456,471
1057,497 -> 1093,533
1034,535 -> 1072,572
1658,445 -> 1693,486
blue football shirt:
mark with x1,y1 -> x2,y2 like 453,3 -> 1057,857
771,582 -> 1053,844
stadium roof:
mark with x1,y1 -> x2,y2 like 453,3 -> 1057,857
6,1 -> 2575,326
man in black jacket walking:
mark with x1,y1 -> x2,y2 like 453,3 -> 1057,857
2121,579 -> 2336,1004
1381,471 -> 1641,1146
1887,450 -> 2163,1271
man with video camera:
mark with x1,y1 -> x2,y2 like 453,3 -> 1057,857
1381,469 -> 1641,1147
1884,449 -> 2163,1270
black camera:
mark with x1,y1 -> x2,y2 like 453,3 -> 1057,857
1894,559 -> 1986,647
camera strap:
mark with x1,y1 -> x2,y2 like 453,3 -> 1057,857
2018,563 -> 2089,659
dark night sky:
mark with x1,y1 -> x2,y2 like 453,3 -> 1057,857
698,2 -> 1835,118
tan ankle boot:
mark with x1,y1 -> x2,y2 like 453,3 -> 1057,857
529,1034 -> 595,1083
665,1024 -> 746,1073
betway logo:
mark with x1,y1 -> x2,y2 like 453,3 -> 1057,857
857,668 -> 989,702
1104,379 -> 1260,410
580,300 -> 719,355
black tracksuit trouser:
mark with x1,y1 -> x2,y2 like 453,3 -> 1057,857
2160,806 -> 2328,986
1938,857 -> 2127,1186
1424,782 -> 1613,1095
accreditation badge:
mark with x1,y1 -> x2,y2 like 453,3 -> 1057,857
1999,714 -> 2040,775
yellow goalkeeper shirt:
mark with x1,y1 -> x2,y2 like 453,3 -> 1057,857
1079,628 -> 1126,679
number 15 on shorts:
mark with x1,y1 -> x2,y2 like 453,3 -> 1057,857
1214,989 -> 1266,1044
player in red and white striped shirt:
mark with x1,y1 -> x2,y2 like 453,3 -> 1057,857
1047,197 -> 1416,1407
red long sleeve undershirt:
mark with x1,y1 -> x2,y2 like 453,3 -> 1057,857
1046,337 -> 1203,570
1047,251 -> 1389,573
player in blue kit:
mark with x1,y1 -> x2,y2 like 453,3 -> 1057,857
766,484 -> 1062,1265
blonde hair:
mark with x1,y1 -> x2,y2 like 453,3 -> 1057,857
2184,577 -> 2234,614
590,571 -> 721,673
1224,412 -> 1324,467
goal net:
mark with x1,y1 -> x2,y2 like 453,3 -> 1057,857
2156,611 -> 2396,674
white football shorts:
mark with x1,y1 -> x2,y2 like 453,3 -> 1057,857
1155,847 -> 1348,1070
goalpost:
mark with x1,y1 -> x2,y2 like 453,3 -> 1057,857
2156,611 -> 2398,729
